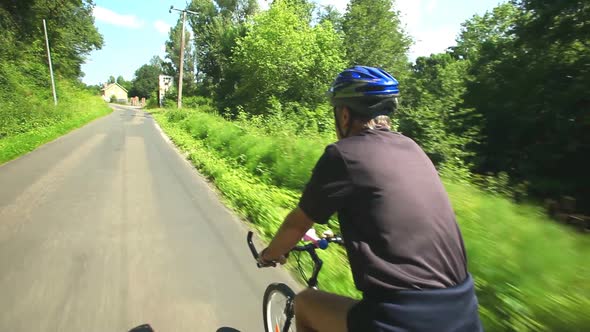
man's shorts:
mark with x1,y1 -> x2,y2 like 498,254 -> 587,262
347,274 -> 483,332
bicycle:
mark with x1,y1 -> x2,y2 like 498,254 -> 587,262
247,229 -> 344,332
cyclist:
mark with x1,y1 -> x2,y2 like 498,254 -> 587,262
258,66 -> 482,332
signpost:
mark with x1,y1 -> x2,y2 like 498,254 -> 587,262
158,75 -> 174,107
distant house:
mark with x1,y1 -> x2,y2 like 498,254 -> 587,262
101,83 -> 128,103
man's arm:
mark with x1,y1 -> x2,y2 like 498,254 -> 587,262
261,207 -> 314,262
261,145 -> 350,263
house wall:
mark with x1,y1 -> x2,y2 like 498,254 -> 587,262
103,85 -> 128,102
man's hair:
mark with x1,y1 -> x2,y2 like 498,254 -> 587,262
364,115 -> 391,130
336,105 -> 392,130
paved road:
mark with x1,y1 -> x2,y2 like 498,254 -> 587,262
0,105 -> 298,332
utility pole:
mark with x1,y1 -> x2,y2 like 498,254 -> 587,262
169,6 -> 198,109
43,19 -> 57,106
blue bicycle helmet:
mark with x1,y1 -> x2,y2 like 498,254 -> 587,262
327,66 -> 400,116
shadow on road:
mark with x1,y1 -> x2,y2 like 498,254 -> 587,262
216,327 -> 241,332
118,113 -> 153,119
128,324 -> 155,332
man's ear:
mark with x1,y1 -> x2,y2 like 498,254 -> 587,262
341,106 -> 350,125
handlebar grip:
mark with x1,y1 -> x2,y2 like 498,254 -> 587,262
257,261 -> 276,268
247,231 -> 259,260
248,231 -> 276,268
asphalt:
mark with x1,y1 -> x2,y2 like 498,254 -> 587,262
0,105 -> 299,332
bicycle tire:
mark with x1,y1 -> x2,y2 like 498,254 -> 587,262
262,283 -> 297,332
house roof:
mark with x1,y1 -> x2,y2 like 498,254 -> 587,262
101,82 -> 128,93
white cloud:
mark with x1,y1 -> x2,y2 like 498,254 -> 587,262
154,20 -> 171,34
397,0 -> 422,35
410,26 -> 457,59
397,0 -> 457,59
426,0 -> 438,13
93,6 -> 144,29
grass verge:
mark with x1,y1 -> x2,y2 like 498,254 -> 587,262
0,94 -> 111,164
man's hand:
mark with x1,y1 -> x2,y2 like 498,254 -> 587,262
258,248 -> 288,266
262,207 -> 314,266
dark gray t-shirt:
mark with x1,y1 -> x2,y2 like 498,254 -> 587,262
299,128 -> 467,293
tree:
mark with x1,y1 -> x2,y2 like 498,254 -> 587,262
116,75 -> 132,91
186,0 -> 258,105
461,0 -> 590,212
0,0 -> 103,79
129,59 -> 163,99
317,5 -> 343,32
452,3 -> 520,61
342,0 -> 411,78
401,53 -> 477,166
232,0 -> 346,115
107,76 -> 116,84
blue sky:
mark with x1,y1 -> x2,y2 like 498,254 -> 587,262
81,0 -> 504,85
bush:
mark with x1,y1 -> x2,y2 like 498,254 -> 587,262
183,95 -> 213,110
167,108 -> 330,190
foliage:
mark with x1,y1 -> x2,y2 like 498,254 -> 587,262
182,95 -> 215,111
232,0 -> 346,115
0,0 -> 103,80
116,75 -> 132,91
462,0 -> 590,212
317,5 -> 343,32
452,3 -> 521,61
185,0 -> 258,107
165,108 -> 330,190
342,0 -> 411,80
129,57 -> 164,99
0,61 -> 111,163
0,1 -> 110,164
401,52 -> 479,166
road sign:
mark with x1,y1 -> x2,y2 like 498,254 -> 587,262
159,75 -> 174,107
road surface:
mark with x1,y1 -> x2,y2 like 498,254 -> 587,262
0,105 -> 298,332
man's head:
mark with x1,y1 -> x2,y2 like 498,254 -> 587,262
327,66 -> 399,139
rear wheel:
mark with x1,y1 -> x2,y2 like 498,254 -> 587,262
263,283 -> 296,332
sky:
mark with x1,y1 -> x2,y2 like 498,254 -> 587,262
80,0 -> 504,85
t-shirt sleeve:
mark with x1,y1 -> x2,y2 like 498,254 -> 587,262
298,145 -> 353,224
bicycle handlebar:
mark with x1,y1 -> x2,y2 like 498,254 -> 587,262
246,231 -> 344,288
247,231 -> 274,268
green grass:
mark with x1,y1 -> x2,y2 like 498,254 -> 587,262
0,98 -> 112,164
0,91 -> 111,164
169,109 -> 331,190
154,107 -> 590,332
